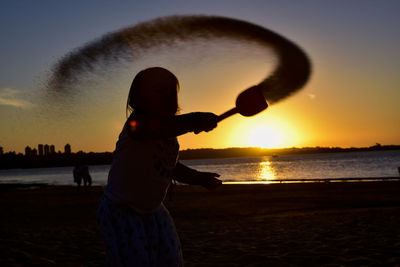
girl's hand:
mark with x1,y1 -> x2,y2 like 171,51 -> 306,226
192,112 -> 219,134
197,171 -> 222,190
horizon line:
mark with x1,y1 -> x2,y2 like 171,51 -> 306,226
2,143 -> 399,155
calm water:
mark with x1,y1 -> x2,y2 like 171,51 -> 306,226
0,150 -> 399,185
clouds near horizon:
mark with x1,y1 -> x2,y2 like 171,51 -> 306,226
0,88 -> 34,108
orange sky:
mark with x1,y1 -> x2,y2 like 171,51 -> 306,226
1,1 -> 399,153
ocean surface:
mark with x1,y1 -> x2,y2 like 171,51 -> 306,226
0,150 -> 399,185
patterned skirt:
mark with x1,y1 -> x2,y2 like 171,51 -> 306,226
97,196 -> 183,266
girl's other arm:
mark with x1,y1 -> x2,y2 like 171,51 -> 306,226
172,162 -> 222,190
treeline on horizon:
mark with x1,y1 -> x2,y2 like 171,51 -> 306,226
0,144 -> 399,170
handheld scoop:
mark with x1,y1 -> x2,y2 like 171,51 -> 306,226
218,85 -> 268,122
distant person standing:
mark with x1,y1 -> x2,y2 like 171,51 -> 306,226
81,165 -> 92,191
73,165 -> 82,191
73,164 -> 92,192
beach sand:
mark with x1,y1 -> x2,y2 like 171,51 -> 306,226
1,182 -> 400,266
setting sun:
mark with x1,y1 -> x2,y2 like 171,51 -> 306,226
247,125 -> 284,148
225,113 -> 302,149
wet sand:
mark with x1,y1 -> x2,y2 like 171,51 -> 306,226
1,181 -> 400,266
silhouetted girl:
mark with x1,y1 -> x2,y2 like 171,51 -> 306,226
98,67 -> 221,266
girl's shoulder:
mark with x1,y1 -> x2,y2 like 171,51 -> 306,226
125,113 -> 163,140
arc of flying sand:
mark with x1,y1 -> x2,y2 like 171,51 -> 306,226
49,15 -> 311,104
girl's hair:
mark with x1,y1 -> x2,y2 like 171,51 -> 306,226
126,67 -> 180,117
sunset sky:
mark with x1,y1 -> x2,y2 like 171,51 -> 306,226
1,0 -> 399,153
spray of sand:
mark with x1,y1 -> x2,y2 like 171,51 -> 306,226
48,15 -> 311,104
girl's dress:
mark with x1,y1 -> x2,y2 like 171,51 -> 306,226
98,123 -> 183,266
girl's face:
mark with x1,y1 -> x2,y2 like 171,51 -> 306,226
136,83 -> 178,117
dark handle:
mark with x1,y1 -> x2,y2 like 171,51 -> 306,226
217,107 -> 238,122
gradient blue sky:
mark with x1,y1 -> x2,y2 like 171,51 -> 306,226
1,0 -> 399,153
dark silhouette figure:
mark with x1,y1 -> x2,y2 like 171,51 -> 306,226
98,67 -> 222,266
81,165 -> 92,191
73,165 -> 82,191
73,164 -> 92,192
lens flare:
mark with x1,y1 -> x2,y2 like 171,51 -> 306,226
129,120 -> 138,131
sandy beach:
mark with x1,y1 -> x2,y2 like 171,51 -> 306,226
1,181 -> 400,266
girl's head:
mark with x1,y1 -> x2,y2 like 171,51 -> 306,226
127,67 -> 179,117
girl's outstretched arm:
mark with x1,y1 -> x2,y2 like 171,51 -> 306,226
127,112 -> 218,139
172,162 -> 222,190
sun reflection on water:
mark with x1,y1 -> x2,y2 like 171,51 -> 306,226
258,160 -> 275,180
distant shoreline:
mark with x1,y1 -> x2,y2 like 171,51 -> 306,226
0,145 -> 399,170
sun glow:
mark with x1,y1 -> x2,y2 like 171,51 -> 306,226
247,125 -> 284,148
229,113 -> 301,149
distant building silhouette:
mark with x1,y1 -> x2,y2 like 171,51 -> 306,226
65,144 -> 71,154
25,146 -> 32,156
50,145 -> 55,154
0,146 -> 3,155
31,148 -> 38,156
38,144 -> 44,156
44,145 -> 49,156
